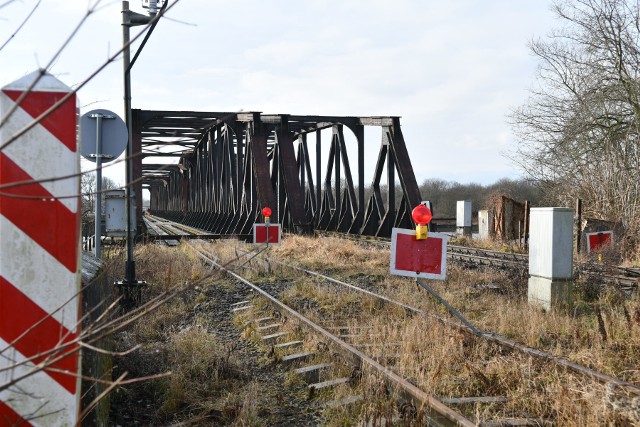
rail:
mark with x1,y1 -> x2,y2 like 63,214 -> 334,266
190,244 -> 476,427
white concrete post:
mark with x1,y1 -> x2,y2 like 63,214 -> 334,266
0,71 -> 81,425
528,207 -> 574,309
456,200 -> 472,237
478,209 -> 492,240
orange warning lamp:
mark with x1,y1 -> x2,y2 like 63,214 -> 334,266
262,207 -> 272,224
412,204 -> 432,240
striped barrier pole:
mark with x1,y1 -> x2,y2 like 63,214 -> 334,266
0,71 -> 81,426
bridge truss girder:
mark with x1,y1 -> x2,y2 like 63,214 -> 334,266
137,110 -> 422,237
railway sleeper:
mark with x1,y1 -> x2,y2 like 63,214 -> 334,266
230,300 -> 251,307
262,331 -> 289,342
274,340 -> 304,350
281,351 -> 315,366
338,333 -> 382,340
308,377 -> 352,400
295,363 -> 333,383
256,323 -> 281,332
362,416 -> 412,427
480,417 -> 551,427
354,342 -> 402,349
244,316 -> 275,328
325,325 -> 378,331
232,304 -> 253,312
439,396 -> 508,405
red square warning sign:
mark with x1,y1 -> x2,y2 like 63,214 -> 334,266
390,228 -> 448,280
253,223 -> 281,245
586,230 -> 612,253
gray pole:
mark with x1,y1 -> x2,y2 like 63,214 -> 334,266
121,0 -> 157,284
122,0 -> 135,282
576,198 -> 582,254
90,113 -> 115,259
94,114 -> 103,258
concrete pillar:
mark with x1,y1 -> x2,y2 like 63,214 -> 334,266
478,210 -> 492,240
0,70 -> 81,425
528,207 -> 574,310
456,200 -> 472,237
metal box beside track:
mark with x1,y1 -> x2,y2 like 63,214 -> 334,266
105,190 -> 136,237
528,207 -> 573,279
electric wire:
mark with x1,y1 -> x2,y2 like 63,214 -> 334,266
0,0 -> 182,153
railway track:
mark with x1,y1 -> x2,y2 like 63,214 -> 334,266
316,231 -> 639,291
192,245 -> 474,426
187,241 -> 640,425
145,214 -> 638,289
142,215 -> 640,424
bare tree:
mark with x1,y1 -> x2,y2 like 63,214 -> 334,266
510,0 -> 640,250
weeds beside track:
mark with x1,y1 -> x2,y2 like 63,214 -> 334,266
136,215 -> 640,425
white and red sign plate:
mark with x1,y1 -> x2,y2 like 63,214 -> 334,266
0,71 -> 81,426
390,228 -> 448,280
253,223 -> 281,245
586,230 -> 613,253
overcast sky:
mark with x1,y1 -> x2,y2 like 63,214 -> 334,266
0,0 -> 558,187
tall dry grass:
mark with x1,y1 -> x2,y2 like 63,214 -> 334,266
111,236 -> 640,425
259,235 -> 640,424
108,242 -> 270,426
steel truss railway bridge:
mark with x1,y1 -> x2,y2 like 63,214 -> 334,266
136,109 -> 423,237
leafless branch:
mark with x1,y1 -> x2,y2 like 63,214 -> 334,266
0,0 -> 41,54
0,0 -> 181,153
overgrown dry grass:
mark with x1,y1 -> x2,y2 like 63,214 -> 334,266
449,235 -> 528,253
108,235 -> 640,425
107,242 -> 270,426
255,234 -> 640,424
158,326 -> 251,422
275,235 -> 389,274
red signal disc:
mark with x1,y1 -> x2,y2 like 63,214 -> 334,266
411,204 -> 432,225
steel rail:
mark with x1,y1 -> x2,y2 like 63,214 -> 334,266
239,248 -> 640,396
447,252 -> 526,269
144,215 -> 252,241
448,245 -> 528,263
190,244 -> 476,427
320,232 -> 637,290
150,219 -> 640,395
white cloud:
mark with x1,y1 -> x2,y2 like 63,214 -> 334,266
1,0 -> 557,185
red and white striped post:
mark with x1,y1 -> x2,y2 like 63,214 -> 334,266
0,71 -> 81,425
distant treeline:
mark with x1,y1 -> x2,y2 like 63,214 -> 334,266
361,178 -> 542,218
418,178 -> 541,218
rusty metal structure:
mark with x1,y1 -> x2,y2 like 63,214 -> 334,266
488,195 -> 526,241
135,109 -> 422,237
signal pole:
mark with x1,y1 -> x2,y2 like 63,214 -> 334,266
117,0 -> 163,303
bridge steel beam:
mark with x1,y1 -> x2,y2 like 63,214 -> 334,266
139,110 -> 422,238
